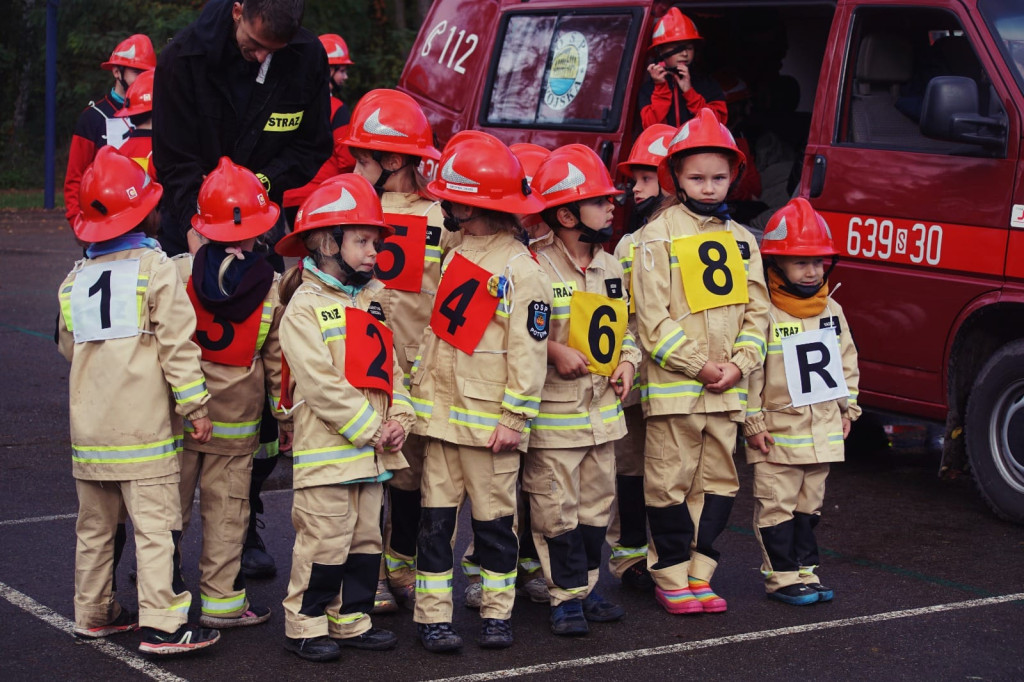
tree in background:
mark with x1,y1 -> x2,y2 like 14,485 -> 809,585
0,0 -> 429,194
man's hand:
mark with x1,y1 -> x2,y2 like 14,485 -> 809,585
486,424 -> 521,454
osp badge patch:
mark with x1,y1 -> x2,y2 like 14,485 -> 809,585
527,300 -> 551,341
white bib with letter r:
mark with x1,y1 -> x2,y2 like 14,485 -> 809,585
781,327 -> 847,407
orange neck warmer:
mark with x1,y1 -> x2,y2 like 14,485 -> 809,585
767,267 -> 828,318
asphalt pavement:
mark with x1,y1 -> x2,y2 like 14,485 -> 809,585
1,209 -> 1022,681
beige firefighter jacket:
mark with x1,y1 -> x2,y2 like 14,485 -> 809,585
176,256 -> 290,456
613,228 -> 647,409
58,247 -> 210,481
744,296 -> 861,465
410,230 -> 552,452
375,192 -> 458,387
633,204 -> 770,421
280,268 -> 413,489
530,234 -> 642,448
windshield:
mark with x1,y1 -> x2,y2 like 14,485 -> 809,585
981,0 -> 1024,93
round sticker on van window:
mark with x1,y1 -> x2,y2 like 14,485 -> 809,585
544,31 -> 588,111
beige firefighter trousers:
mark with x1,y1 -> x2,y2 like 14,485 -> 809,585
605,404 -> 647,578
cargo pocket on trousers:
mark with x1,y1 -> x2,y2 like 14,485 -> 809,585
521,462 -> 565,535
216,464 -> 251,542
133,475 -> 179,533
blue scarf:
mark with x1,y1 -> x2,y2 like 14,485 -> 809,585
86,232 -> 160,258
303,256 -> 365,297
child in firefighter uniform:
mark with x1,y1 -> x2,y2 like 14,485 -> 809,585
114,69 -> 156,179
411,131 -> 551,653
526,144 -> 641,636
176,158 -> 286,630
633,108 -> 770,615
744,198 -> 860,605
341,89 -> 449,613
276,174 -> 415,663
606,124 -> 674,592
58,147 -> 220,654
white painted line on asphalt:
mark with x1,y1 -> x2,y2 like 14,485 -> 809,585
0,513 -> 77,527
0,580 -> 189,682
427,592 -> 1024,682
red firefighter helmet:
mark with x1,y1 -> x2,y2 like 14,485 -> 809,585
116,69 -> 154,118
648,8 -> 703,54
320,33 -> 354,65
509,143 -> 551,184
191,157 -> 281,242
658,108 -> 746,192
760,198 -> 838,257
276,174 -> 392,257
531,144 -> 622,209
427,130 -> 545,214
342,89 -> 440,161
101,34 -> 157,72
76,146 -> 163,243
617,124 -> 675,175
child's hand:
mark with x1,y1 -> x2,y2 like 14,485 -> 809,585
550,342 -> 591,379
191,416 -> 213,444
376,419 -> 406,453
747,431 -> 774,454
705,362 -> 741,393
610,361 -> 635,399
278,428 -> 293,453
648,61 -> 669,85
696,360 -> 724,386
672,62 -> 692,92
842,417 -> 852,439
486,424 -> 521,454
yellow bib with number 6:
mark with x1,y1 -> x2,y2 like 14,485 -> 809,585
672,232 -> 749,313
568,291 -> 628,377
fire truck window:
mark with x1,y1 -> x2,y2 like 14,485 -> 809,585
484,12 -> 636,130
841,7 -> 995,156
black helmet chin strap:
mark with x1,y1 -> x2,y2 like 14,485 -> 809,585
371,151 -> 414,195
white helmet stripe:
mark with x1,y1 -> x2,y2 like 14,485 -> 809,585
542,162 -> 586,195
309,188 -> 357,215
363,108 -> 406,138
652,21 -> 666,39
441,154 -> 479,186
763,216 -> 788,242
648,137 -> 669,157
114,45 -> 137,60
327,46 -> 347,59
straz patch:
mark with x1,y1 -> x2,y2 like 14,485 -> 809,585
368,301 -> 386,322
528,300 -> 551,341
605,278 -> 623,299
820,315 -> 842,335
263,111 -> 304,131
736,240 -> 751,260
773,322 -> 803,341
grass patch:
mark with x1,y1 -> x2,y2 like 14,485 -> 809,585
0,190 -> 64,211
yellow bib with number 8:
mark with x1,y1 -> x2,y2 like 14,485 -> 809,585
672,232 -> 748,313
568,291 -> 628,377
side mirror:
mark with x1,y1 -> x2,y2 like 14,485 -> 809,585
921,76 -> 1006,149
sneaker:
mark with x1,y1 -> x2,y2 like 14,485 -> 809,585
516,576 -> 549,604
199,605 -> 271,628
393,583 -> 416,609
242,518 -> 276,579
582,592 -> 625,622
550,600 -> 589,636
806,582 -> 834,602
478,618 -> 514,649
464,581 -> 482,609
654,586 -> 703,615
284,635 -> 342,662
372,580 -> 398,614
767,583 -> 819,606
418,622 -> 463,653
74,608 -> 138,638
688,578 -> 728,613
336,627 -> 397,651
138,624 -> 220,655
621,563 -> 655,592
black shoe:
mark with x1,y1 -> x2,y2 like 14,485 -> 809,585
242,517 -> 277,579
284,635 -> 342,662
806,582 -> 834,602
418,622 -> 463,653
478,618 -> 514,649
582,592 -> 625,622
74,607 -> 137,638
336,627 -> 397,651
621,563 -> 655,591
550,600 -> 589,636
767,583 -> 819,606
138,624 -> 220,655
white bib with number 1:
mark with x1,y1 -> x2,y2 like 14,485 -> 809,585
70,259 -> 141,342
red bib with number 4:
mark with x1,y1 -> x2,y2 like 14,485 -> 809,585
375,213 -> 427,292
345,307 -> 394,400
186,277 -> 262,367
430,253 -> 499,355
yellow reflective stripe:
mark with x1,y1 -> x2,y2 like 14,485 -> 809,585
480,569 -> 516,592
172,378 -> 209,405
449,406 -> 500,429
136,274 -> 149,325
501,389 -> 540,418
339,400 -> 377,442
185,419 -> 260,439
201,592 -> 246,614
600,401 -> 624,423
72,437 -> 182,464
255,299 -> 274,351
168,594 -> 192,613
59,281 -> 75,331
327,612 -> 364,625
733,331 -> 767,361
292,443 -> 375,469
651,328 -> 686,368
532,412 -> 590,430
411,396 -> 433,418
416,572 -> 454,593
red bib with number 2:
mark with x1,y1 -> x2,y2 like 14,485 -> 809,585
430,253 -> 499,355
345,307 -> 394,400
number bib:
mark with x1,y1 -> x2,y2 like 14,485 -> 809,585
345,307 -> 394,399
104,115 -> 131,149
186,278 -> 262,367
672,232 -> 749,313
568,291 -> 628,377
376,213 -> 428,292
781,328 -> 848,408
430,252 -> 499,355
70,259 -> 141,342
